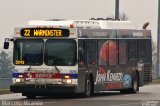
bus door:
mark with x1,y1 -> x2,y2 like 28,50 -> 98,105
78,40 -> 97,92
79,40 -> 97,71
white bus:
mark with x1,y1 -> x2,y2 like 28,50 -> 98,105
4,19 -> 152,98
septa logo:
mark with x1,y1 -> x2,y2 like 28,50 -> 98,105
27,72 -> 32,78
123,74 -> 131,88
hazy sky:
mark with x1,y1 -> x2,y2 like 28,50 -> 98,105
0,0 -> 158,49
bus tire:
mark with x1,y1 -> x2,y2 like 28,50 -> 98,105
84,76 -> 93,97
130,73 -> 139,93
120,73 -> 139,94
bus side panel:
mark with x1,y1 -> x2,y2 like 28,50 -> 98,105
77,39 -> 99,93
137,39 -> 152,86
94,40 -> 129,91
77,66 -> 98,93
77,38 -> 152,93
77,67 -> 86,93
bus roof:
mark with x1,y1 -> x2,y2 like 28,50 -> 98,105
28,20 -> 137,29
78,29 -> 151,39
13,19 -> 150,39
14,27 -> 151,39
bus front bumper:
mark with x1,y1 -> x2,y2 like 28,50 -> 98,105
10,84 -> 78,95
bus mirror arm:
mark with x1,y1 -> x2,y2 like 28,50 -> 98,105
54,66 -> 60,73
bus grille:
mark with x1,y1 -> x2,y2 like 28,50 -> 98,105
143,65 -> 150,83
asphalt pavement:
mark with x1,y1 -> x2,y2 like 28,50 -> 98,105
0,84 -> 160,106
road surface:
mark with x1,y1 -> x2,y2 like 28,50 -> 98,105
0,84 -> 160,106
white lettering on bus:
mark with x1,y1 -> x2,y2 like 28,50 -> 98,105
33,30 -> 62,37
95,71 -> 106,83
132,31 -> 143,36
95,70 -> 123,84
106,70 -> 123,82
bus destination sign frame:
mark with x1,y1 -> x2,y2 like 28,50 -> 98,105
20,28 -> 70,37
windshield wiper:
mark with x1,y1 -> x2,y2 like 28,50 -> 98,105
54,65 -> 60,73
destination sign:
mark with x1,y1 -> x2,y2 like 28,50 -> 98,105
20,28 -> 70,37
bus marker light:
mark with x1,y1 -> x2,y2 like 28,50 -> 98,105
18,75 -> 23,78
64,75 -> 70,79
70,24 -> 74,28
79,61 -> 84,65
16,32 -> 20,34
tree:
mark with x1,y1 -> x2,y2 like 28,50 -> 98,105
119,12 -> 129,21
0,51 -> 13,78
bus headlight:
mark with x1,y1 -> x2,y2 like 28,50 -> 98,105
62,79 -> 72,84
15,78 -> 21,83
66,79 -> 72,84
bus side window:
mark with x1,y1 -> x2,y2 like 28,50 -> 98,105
128,40 -> 137,60
78,40 -> 85,65
98,40 -> 108,65
145,40 -> 152,63
138,40 -> 145,61
119,40 -> 127,65
138,39 -> 151,63
109,40 -> 118,65
86,40 -> 97,66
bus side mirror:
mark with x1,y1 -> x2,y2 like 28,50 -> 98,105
4,38 -> 10,49
4,42 -> 9,49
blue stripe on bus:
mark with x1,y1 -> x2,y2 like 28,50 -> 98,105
63,74 -> 78,79
71,74 -> 78,79
12,73 -> 18,78
12,73 -> 27,78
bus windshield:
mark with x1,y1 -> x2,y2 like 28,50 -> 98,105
13,39 -> 44,65
45,39 -> 77,66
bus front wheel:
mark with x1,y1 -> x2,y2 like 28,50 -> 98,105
84,76 -> 93,97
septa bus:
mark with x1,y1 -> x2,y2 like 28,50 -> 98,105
4,19 -> 152,98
